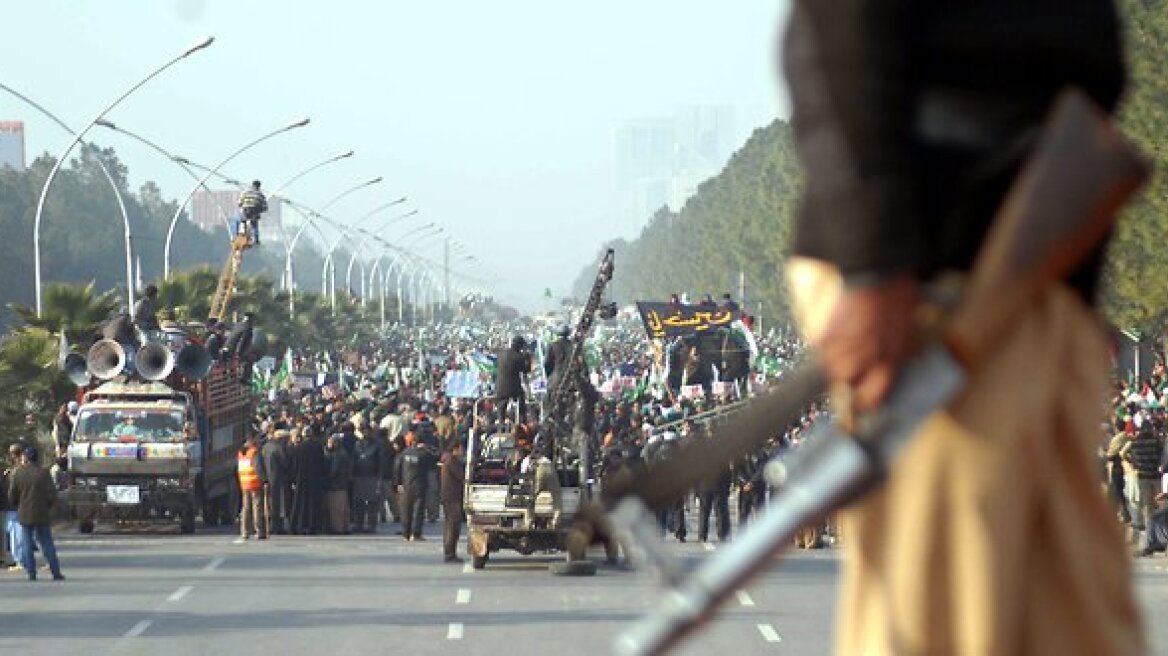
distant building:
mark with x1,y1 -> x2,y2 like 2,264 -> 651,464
190,188 -> 284,243
0,121 -> 26,170
614,106 -> 736,233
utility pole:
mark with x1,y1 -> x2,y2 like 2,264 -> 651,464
443,237 -> 451,321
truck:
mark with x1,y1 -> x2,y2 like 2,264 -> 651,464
64,365 -> 254,534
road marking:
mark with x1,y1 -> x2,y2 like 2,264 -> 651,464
456,588 -> 472,604
202,556 -> 225,573
446,622 -> 464,640
757,624 -> 782,643
462,562 -> 473,574
167,585 -> 193,602
124,620 -> 152,638
703,542 -> 716,552
735,590 -> 755,607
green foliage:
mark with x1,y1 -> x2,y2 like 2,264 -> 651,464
581,3 -> 1168,336
574,121 -> 801,328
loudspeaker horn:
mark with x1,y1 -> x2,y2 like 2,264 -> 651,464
63,352 -> 90,387
87,339 -> 126,381
175,344 -> 213,381
137,341 -> 175,382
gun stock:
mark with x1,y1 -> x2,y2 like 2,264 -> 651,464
944,89 -> 1150,367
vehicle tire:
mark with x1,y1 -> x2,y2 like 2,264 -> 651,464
604,538 -> 620,565
179,504 -> 196,534
472,553 -> 488,570
78,519 -> 95,535
549,560 -> 597,576
202,498 -> 220,527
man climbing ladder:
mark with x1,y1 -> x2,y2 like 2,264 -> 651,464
237,180 -> 268,247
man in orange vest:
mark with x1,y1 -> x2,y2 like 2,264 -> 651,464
236,433 -> 268,541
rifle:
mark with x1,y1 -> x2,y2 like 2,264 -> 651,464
590,89 -> 1150,655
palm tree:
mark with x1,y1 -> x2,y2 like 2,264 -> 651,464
156,267 -> 218,322
10,281 -> 120,344
0,327 -> 72,454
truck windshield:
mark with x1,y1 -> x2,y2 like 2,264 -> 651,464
74,409 -> 186,443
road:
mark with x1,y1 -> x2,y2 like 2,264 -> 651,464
5,521 -> 1168,655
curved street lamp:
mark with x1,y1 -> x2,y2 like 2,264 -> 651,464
163,116 -> 311,279
31,35 -> 214,315
1,84 -> 136,312
94,119 -> 237,241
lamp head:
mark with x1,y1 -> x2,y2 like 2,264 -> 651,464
184,36 -> 215,56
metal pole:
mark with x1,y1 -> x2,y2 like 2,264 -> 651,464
163,117 -> 311,279
30,36 -> 214,315
1,84 -> 137,311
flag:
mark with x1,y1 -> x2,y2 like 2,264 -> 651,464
270,348 -> 293,391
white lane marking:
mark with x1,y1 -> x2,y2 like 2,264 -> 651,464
735,590 -> 755,607
446,622 -> 464,640
455,588 -> 472,604
703,542 -> 716,552
167,585 -> 194,603
124,620 -> 152,638
462,562 -> 473,574
757,624 -> 782,643
202,556 -> 225,573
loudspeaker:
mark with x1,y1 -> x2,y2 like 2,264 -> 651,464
87,339 -> 126,381
63,352 -> 90,387
137,341 -> 175,382
175,344 -> 213,381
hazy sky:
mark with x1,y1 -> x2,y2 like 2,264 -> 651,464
2,0 -> 790,311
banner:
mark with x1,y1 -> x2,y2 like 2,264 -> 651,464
443,370 -> 482,398
636,302 -> 740,340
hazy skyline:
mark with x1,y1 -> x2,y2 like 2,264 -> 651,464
1,0 -> 790,311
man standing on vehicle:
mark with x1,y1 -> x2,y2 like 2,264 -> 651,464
237,180 -> 268,246
495,336 -> 531,421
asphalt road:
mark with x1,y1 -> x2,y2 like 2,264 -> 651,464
4,520 -> 1168,656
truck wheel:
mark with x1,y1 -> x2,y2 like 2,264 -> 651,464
550,560 -> 597,576
78,519 -> 95,534
604,538 -> 620,565
179,505 -> 196,534
472,553 -> 488,570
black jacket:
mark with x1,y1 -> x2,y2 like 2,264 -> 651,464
494,348 -> 531,399
395,444 -> 435,491
224,321 -> 254,357
326,448 -> 353,491
352,438 -> 384,479
784,0 -> 1124,297
261,440 -> 288,483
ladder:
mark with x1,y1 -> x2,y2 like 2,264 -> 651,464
209,234 -> 252,321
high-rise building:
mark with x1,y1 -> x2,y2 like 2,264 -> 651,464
0,121 -> 26,170
190,188 -> 284,243
614,106 -> 736,233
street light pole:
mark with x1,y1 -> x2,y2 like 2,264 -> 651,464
1,84 -> 137,312
163,116 -> 311,279
94,120 -> 238,241
31,35 -> 214,316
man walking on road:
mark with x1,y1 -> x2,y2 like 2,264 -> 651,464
263,429 -> 290,535
7,446 -> 64,581
440,441 -> 466,563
